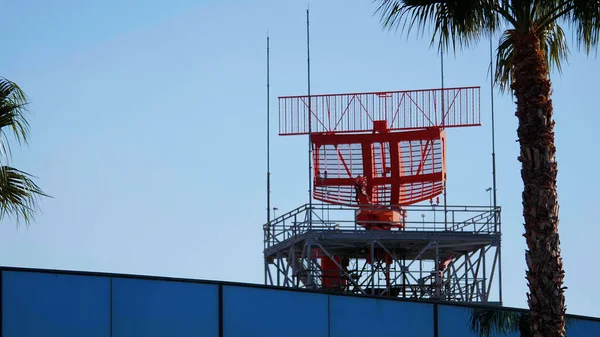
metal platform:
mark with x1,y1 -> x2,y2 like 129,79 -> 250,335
263,204 -> 501,304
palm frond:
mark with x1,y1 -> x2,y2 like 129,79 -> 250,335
540,22 -> 569,73
0,78 -> 26,102
0,78 -> 30,146
494,29 -> 516,92
0,78 -> 47,225
375,0 -> 501,53
494,21 -> 568,92
469,307 -> 576,337
468,308 -> 521,337
569,0 -> 600,54
0,166 -> 48,225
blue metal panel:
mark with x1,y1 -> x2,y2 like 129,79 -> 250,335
438,305 -> 519,337
329,296 -> 434,337
111,277 -> 218,337
2,270 -> 110,337
567,318 -> 600,336
223,286 -> 328,337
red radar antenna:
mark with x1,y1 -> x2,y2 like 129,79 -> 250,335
278,86 -> 481,289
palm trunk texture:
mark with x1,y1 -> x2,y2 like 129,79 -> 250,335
511,31 -> 566,337
519,312 -> 534,337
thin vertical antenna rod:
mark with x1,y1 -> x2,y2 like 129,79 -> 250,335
307,9 -> 313,222
265,34 -> 271,286
489,33 -> 502,304
441,46 -> 448,227
267,35 -> 271,225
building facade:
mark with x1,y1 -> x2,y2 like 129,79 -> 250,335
1,267 -> 598,337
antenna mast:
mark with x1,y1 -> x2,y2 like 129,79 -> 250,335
489,33 -> 502,304
441,46 -> 448,226
267,35 -> 271,225
307,9 -> 313,221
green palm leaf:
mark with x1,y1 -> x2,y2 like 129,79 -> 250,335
0,77 -> 48,225
375,0 -> 508,52
374,0 -> 597,90
0,166 -> 48,225
494,22 -> 568,92
0,78 -> 30,146
469,308 -> 574,336
568,0 -> 600,53
469,308 -> 522,337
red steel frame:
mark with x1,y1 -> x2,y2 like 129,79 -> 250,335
279,86 -> 481,136
312,127 -> 446,207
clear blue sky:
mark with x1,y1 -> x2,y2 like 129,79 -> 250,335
2,0 -> 599,317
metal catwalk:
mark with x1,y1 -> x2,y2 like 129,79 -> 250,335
264,204 -> 502,304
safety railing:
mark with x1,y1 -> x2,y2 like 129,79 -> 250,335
263,204 -> 501,249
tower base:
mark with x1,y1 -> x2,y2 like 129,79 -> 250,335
263,204 -> 502,304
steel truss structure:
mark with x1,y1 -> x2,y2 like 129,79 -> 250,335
264,204 -> 502,304
278,86 -> 481,136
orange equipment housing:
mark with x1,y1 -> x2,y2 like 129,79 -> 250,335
279,87 -> 480,291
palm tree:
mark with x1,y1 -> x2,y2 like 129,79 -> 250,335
373,1 -> 600,337
469,308 -> 533,337
469,308 -> 573,337
0,78 -> 47,224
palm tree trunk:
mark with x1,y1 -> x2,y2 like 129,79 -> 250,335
511,31 -> 566,337
519,312 -> 534,337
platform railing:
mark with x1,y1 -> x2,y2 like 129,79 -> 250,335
263,204 -> 501,249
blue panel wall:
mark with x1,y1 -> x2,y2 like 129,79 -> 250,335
223,285 -> 328,337
567,318 -> 600,336
1,268 -> 600,337
2,270 -> 110,337
329,296 -> 434,337
438,304 -> 519,337
112,277 -> 218,337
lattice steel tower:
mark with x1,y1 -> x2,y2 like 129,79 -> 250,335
264,87 -> 502,305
